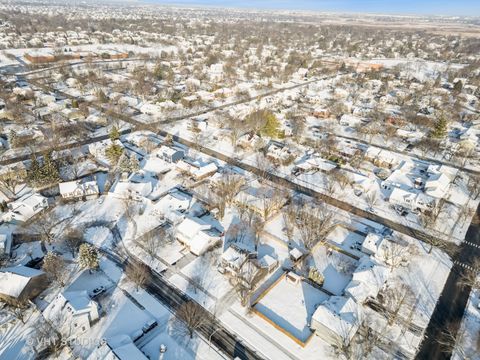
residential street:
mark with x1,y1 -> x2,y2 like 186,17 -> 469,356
416,205 -> 480,360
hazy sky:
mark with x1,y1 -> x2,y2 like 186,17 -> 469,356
150,0 -> 480,16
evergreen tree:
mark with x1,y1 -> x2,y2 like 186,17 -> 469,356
106,143 -> 124,164
453,80 -> 463,94
260,111 -> 281,138
28,155 -> 41,184
78,243 -> 99,271
8,130 -> 18,148
431,116 -> 448,139
109,126 -> 120,141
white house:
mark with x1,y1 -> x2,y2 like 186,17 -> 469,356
109,181 -> 152,201
46,290 -> 100,335
389,187 -> 436,212
424,165 -> 453,199
153,189 -> 192,224
344,257 -> 389,304
138,102 -> 162,117
2,192 -> 48,223
176,160 -> 218,180
175,216 -> 222,256
311,296 -> 362,346
59,180 -> 99,200
158,145 -> 184,163
265,140 -> 293,163
294,156 -> 337,174
361,233 -> 384,257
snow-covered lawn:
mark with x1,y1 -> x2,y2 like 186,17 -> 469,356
0,307 -> 41,360
254,274 -> 329,343
310,246 -> 358,295
180,255 -> 233,300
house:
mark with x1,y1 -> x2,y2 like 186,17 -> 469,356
344,257 -> 389,304
158,145 -> 184,163
233,181 -> 287,219
265,140 -> 293,163
311,296 -> 361,346
350,173 -> 376,193
138,102 -> 162,117
293,156 -> 337,175
312,107 -> 330,119
237,132 -> 262,150
2,192 -> 48,223
0,266 -> 48,305
361,233 -> 384,256
59,180 -> 99,200
389,187 -> 436,212
47,290 -> 100,334
219,243 -> 256,275
365,147 -> 397,169
424,165 -> 453,199
109,181 -> 152,201
0,228 -> 12,257
92,335 -> 148,360
176,160 -> 218,181
175,216 -> 222,256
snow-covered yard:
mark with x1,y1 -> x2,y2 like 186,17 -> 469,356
253,273 -> 329,343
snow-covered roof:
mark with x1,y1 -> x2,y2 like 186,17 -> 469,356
61,290 -> 95,313
0,266 -> 45,298
424,171 -> 451,199
110,181 -> 152,199
222,244 -> 249,269
176,216 -> 222,255
59,180 -> 99,196
362,233 -> 384,255
312,296 -> 361,343
345,257 -> 389,303
108,335 -> 148,360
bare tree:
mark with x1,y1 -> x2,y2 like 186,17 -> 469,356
24,210 -> 59,245
381,239 -> 410,271
458,258 -> 480,289
365,190 -> 378,211
140,229 -> 164,262
8,300 -> 29,324
63,228 -> 83,257
172,301 -> 207,339
0,167 -> 27,199
296,204 -> 334,251
259,187 -> 285,221
231,262 -> 258,307
42,252 -> 67,287
126,262 -> 150,291
208,174 -> 245,219
438,320 -> 469,359
282,202 -> 298,242
467,174 -> 480,200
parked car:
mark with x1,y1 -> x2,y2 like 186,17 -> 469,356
89,286 -> 106,298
